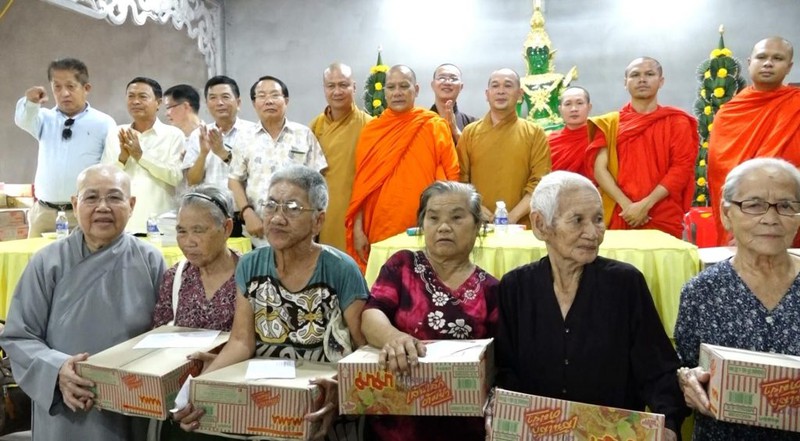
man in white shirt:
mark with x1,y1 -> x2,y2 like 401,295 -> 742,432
102,77 -> 185,233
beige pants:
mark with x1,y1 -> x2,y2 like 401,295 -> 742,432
27,202 -> 78,238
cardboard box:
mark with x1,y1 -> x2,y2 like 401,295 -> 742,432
490,388 -> 665,441
0,209 -> 27,227
0,225 -> 28,241
190,360 -> 335,440
700,343 -> 800,432
338,339 -> 493,416
76,326 -> 229,420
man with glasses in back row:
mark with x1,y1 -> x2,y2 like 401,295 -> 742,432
430,63 -> 476,144
14,57 -> 117,237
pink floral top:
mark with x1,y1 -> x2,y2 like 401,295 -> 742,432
152,252 -> 240,331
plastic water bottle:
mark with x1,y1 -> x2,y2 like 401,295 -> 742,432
55,211 -> 69,239
146,213 -> 161,244
494,201 -> 509,234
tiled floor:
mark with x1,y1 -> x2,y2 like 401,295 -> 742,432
0,431 -> 31,440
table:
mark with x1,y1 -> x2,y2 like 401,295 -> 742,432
365,229 -> 700,339
0,236 -> 252,319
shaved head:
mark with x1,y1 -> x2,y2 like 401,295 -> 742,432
388,65 -> 417,83
77,164 -> 131,196
488,68 -> 521,88
323,62 -> 353,80
559,86 -> 591,105
625,57 -> 663,77
433,63 -> 462,79
752,37 -> 794,60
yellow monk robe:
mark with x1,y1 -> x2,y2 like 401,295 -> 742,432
457,111 -> 551,227
708,85 -> 800,245
548,124 -> 591,177
586,104 -> 699,238
310,103 -> 372,251
345,107 -> 459,272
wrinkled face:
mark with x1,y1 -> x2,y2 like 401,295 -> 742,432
624,59 -> 664,100
176,204 -> 230,268
206,84 -> 240,124
264,181 -> 323,250
431,65 -> 464,102
384,69 -> 418,112
485,71 -> 522,112
558,88 -> 591,129
253,79 -> 288,123
535,186 -> 605,266
72,171 -> 134,248
164,96 -> 192,127
323,69 -> 356,114
126,82 -> 160,122
722,167 -> 800,257
422,192 -> 479,261
748,39 -> 794,90
50,69 -> 90,117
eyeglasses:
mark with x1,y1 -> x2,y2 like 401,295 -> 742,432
254,93 -> 284,101
78,192 -> 128,207
62,118 -> 75,140
435,75 -> 461,84
262,200 -> 316,218
165,102 -> 184,110
729,199 -> 800,216
183,192 -> 230,219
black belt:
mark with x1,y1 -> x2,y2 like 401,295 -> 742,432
38,200 -> 73,211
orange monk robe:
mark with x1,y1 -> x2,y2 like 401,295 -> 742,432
586,104 -> 699,238
548,124 -> 591,176
457,112 -> 551,227
310,103 -> 373,251
345,107 -> 459,272
708,85 -> 800,245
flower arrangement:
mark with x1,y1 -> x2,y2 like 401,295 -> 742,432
364,49 -> 388,117
692,26 -> 747,206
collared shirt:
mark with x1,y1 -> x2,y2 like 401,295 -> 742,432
14,98 -> 117,202
229,118 -> 327,211
102,118 -> 185,232
430,102 -> 477,132
182,117 -> 259,192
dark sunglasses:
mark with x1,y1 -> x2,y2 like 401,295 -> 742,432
62,118 -> 75,141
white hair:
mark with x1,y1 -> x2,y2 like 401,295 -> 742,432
531,171 -> 600,226
722,157 -> 800,204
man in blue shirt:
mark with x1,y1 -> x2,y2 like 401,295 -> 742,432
14,58 -> 117,237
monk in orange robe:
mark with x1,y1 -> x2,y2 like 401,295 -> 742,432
587,57 -> 698,238
346,65 -> 459,271
310,63 -> 372,251
709,37 -> 800,245
549,86 -> 592,176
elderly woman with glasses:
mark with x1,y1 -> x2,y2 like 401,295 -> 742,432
174,165 -> 368,439
493,171 -> 686,441
675,158 -> 800,441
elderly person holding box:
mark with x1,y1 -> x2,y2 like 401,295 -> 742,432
493,171 -> 686,440
360,181 -> 499,441
675,158 -> 800,441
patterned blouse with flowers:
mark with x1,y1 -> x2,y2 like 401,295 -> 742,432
364,249 -> 499,441
152,252 -> 240,331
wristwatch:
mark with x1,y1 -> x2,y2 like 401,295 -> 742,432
223,150 -> 233,164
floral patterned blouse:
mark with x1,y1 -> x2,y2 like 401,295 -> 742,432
675,258 -> 800,441
364,250 -> 499,441
152,252 -> 240,331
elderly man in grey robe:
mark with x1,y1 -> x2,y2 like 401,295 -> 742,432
0,164 -> 165,441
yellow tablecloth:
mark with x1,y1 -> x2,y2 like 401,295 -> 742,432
365,229 -> 700,339
0,236 -> 252,319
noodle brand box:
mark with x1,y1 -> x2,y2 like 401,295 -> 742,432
76,326 -> 229,420
699,343 -> 800,432
190,360 -> 335,440
490,388 -> 665,441
338,338 -> 494,416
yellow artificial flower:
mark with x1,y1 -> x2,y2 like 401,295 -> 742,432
717,68 -> 728,78
713,87 -> 725,98
374,82 -> 383,91
699,159 -> 706,167
704,70 -> 711,79
700,89 -> 707,98
372,99 -> 382,107
702,141 -> 709,149
697,177 -> 706,186
372,65 -> 388,73
704,106 -> 712,115
721,48 -> 732,57
708,123 -> 714,132
710,49 -> 722,58
696,194 -> 707,203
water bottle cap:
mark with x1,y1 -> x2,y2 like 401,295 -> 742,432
57,211 -> 66,216
496,201 -> 506,209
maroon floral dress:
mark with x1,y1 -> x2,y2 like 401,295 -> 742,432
364,250 -> 499,441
